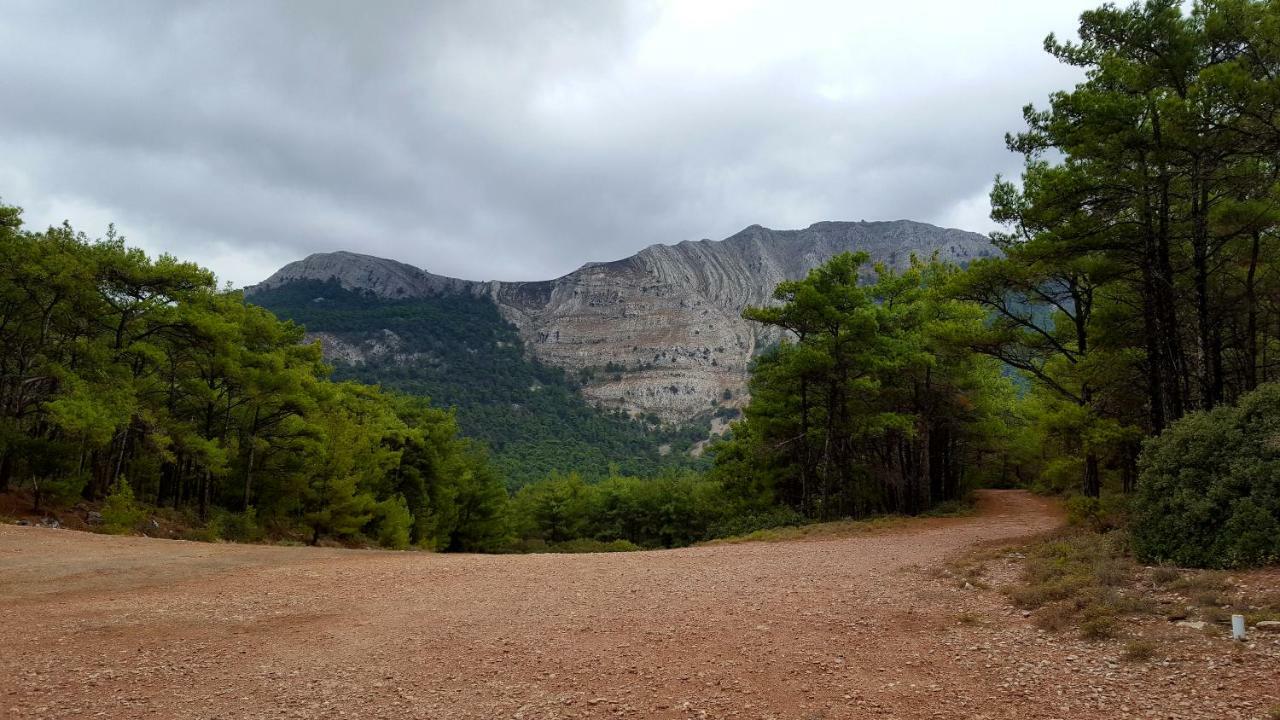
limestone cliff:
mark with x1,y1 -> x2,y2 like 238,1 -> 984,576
250,221 -> 994,423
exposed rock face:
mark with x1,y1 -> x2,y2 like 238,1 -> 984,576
251,221 -> 994,423
304,329 -> 408,365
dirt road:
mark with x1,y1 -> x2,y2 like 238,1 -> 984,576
1,490 -> 1275,719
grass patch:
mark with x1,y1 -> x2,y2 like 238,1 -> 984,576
1001,529 -> 1280,646
946,561 -> 991,590
1202,606 -> 1231,624
512,538 -> 642,554
1150,566 -> 1181,585
1167,571 -> 1230,594
1121,638 -> 1157,662
707,497 -> 975,546
1079,605 -> 1119,639
705,515 -> 905,544
1006,530 -> 1145,641
921,497 -> 977,518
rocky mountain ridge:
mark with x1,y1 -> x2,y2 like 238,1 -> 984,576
250,220 -> 995,422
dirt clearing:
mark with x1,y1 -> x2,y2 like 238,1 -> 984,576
1,490 -> 1276,719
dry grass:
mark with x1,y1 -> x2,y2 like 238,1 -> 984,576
1000,530 -> 1280,648
1121,638 -> 1158,662
706,499 -> 976,546
1005,530 -> 1151,641
1243,591 -> 1280,626
1148,567 -> 1280,625
704,515 -> 907,544
1167,570 -> 1230,594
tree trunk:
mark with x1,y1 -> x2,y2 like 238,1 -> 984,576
1244,231 -> 1261,392
928,424 -> 946,506
1139,242 -> 1167,432
110,424 -> 129,497
198,467 -> 210,521
243,441 -> 255,512
1191,164 -> 1221,409
1151,103 -> 1186,420
799,377 -> 810,514
1121,444 -> 1138,495
0,449 -> 12,492
1083,453 -> 1101,498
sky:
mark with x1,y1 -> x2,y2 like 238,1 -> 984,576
0,0 -> 1099,287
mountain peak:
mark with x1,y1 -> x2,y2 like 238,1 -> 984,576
251,219 -> 995,423
248,251 -> 473,299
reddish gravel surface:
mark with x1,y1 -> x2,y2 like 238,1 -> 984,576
1,489 -> 1276,719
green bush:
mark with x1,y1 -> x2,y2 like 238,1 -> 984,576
705,505 -> 807,539
372,496 -> 413,550
100,478 -> 145,534
1132,382 -> 1280,568
1063,493 -> 1128,532
34,473 -> 88,512
1065,495 -> 1102,529
511,470 -> 728,549
220,507 -> 263,543
544,538 -> 640,553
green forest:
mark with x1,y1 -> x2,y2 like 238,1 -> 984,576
2,0 -> 1279,566
248,279 -> 709,488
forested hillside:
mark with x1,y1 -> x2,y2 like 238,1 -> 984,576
249,279 -> 710,487
0,209 -> 508,550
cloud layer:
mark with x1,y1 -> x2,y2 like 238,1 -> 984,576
0,0 -> 1095,286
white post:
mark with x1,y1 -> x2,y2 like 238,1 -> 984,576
1231,614 -> 1247,641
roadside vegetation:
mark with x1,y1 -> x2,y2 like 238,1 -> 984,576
982,527 -> 1280,647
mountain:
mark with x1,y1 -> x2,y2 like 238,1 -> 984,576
247,278 -> 712,487
251,220 -> 995,424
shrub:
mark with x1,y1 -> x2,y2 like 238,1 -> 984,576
511,470 -> 728,549
544,538 -> 640,553
1066,495 -> 1102,530
1066,493 -> 1128,532
1008,530 -> 1147,640
372,496 -> 412,550
1132,382 -> 1280,568
32,473 -> 88,512
705,505 -> 807,539
221,507 -> 263,543
1078,605 -> 1118,640
180,508 -> 256,543
1122,639 -> 1157,662
100,478 -> 145,534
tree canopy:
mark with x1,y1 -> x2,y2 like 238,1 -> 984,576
0,204 -> 507,549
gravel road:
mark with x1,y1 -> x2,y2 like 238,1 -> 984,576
1,490 -> 1276,719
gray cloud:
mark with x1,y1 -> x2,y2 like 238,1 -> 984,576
0,0 -> 1096,286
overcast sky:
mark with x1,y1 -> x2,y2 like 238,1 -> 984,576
0,0 -> 1097,287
